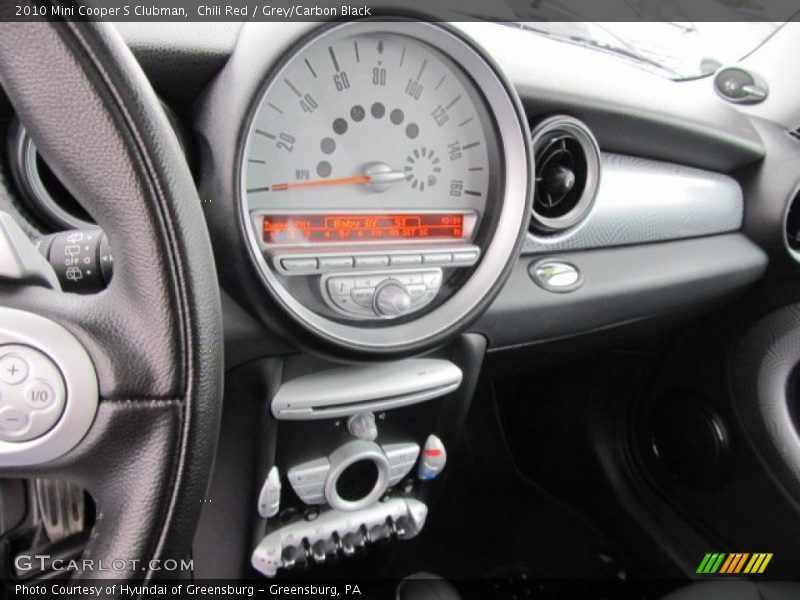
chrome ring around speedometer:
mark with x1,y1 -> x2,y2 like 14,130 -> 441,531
238,18 -> 531,353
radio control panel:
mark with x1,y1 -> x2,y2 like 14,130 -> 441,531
273,245 -> 480,276
322,269 -> 444,319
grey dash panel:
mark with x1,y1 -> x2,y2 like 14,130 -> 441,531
523,153 -> 743,254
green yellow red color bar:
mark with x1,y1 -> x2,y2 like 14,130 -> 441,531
696,553 -> 773,574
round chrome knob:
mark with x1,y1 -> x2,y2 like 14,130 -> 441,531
373,281 -> 411,317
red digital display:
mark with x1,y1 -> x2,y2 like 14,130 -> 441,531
262,214 -> 465,244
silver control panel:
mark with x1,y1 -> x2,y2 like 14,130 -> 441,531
270,245 -> 481,321
0,344 -> 66,442
251,497 -> 428,578
274,246 -> 480,276
322,269 -> 444,319
288,442 -> 420,507
0,308 -> 97,466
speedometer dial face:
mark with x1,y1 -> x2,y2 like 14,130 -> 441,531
242,22 -> 500,246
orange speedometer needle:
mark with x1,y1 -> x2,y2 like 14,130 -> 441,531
272,175 -> 370,191
271,166 -> 406,192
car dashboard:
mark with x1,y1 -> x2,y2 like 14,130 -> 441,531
2,18 -> 800,582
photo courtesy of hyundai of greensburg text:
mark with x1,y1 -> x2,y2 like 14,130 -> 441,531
1,0 -> 800,599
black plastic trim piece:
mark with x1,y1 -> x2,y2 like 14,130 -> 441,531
475,234 -> 768,350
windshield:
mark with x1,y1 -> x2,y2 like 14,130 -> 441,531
514,21 -> 783,80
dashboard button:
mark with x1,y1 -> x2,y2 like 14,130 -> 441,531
422,272 -> 442,288
354,275 -> 387,288
281,257 -> 318,272
319,256 -> 354,270
383,443 -> 421,466
288,458 -> 330,486
393,273 -> 423,286
350,288 -> 376,307
330,294 -> 357,312
406,284 -> 427,300
327,278 -> 356,296
423,253 -> 453,265
354,255 -> 390,268
389,254 -> 423,266
452,250 -> 479,265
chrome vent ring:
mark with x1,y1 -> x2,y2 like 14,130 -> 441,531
530,116 -> 600,234
7,118 -> 94,230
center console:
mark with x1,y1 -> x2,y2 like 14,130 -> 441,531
192,334 -> 485,580
249,353 -> 473,578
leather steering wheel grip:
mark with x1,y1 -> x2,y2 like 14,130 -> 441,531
731,304 -> 800,512
0,21 -> 223,580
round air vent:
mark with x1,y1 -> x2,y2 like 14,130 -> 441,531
7,118 -> 93,230
784,186 -> 800,259
530,116 -> 600,234
714,66 -> 768,105
7,108 -> 190,232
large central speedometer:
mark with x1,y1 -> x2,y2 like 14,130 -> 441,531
243,26 -> 494,234
237,19 -> 531,354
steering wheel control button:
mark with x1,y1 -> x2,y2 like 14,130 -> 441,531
0,310 -> 97,465
0,354 -> 29,385
0,408 -> 29,434
418,435 -> 447,480
0,344 -> 67,443
530,260 -> 583,293
257,466 -> 282,519
24,381 -> 55,410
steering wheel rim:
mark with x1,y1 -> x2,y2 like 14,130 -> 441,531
0,20 -> 223,580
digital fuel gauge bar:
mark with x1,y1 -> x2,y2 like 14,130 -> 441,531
262,213 -> 468,244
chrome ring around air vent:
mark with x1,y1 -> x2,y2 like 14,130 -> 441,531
783,183 -> 800,262
7,119 -> 94,230
530,116 -> 600,234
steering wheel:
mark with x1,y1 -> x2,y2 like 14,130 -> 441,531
0,20 -> 223,579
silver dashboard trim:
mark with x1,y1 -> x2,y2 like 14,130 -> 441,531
523,153 -> 743,254
324,440 -> 390,512
272,358 -> 463,420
